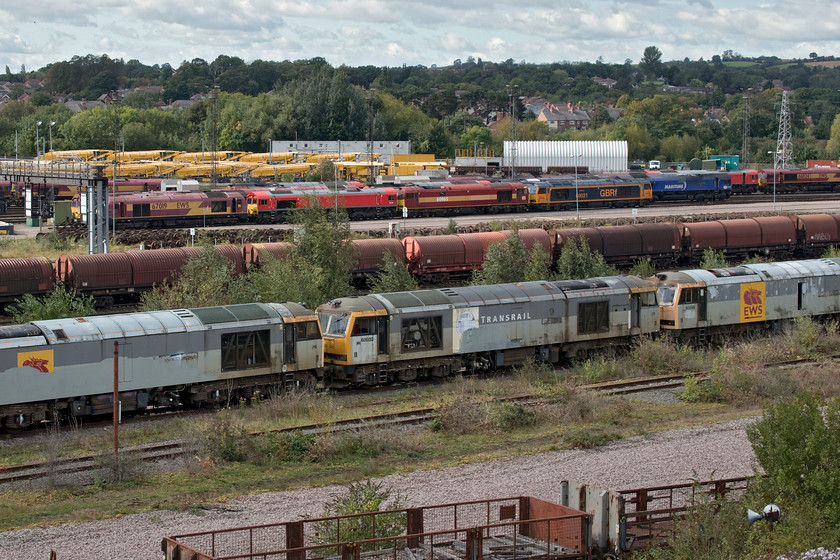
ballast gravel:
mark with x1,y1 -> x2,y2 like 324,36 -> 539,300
0,417 -> 758,560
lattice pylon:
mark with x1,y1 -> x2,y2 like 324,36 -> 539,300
775,90 -> 794,169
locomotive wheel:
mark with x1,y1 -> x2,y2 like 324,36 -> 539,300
3,413 -> 35,430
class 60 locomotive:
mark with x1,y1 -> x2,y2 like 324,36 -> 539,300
2,256 -> 840,430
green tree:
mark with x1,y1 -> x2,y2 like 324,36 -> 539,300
588,106 -> 612,129
249,198 -> 354,309
747,393 -> 840,522
699,248 -> 728,268
629,259 -> 656,278
367,250 -> 418,293
8,285 -> 95,322
471,229 -> 530,285
554,236 -> 618,280
140,243 -> 256,310
640,46 -> 663,81
523,241 -> 553,281
313,159 -> 337,182
826,113 -> 840,158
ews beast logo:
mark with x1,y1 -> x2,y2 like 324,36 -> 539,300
740,282 -> 766,323
17,350 -> 54,372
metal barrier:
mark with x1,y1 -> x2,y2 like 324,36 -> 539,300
162,496 -> 590,560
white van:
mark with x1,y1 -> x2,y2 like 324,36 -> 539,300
648,160 -> 661,170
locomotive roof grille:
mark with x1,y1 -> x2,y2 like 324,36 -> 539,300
379,291 -> 451,309
0,324 -> 45,340
190,303 -> 279,325
551,279 -> 609,291
708,266 -> 755,278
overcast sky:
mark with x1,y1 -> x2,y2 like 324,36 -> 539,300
2,1 -> 839,73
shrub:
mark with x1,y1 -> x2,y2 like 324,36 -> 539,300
629,259 -> 656,278
679,373 -> 725,403
699,248 -> 728,268
311,480 -> 406,550
8,284 -> 96,322
200,409 -> 251,462
629,337 -> 706,376
490,401 -> 536,430
573,355 -> 617,382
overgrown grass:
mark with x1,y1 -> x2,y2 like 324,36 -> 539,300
0,236 -> 134,260
4,320 -> 840,531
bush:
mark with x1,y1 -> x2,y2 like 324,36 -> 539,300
699,248 -> 728,268
8,284 -> 96,322
679,373 -> 725,403
573,354 -> 617,382
629,259 -> 656,278
747,393 -> 840,514
784,317 -> 840,360
555,236 -> 618,280
629,337 -> 706,376
490,401 -> 536,430
200,409 -> 251,463
311,480 -> 406,550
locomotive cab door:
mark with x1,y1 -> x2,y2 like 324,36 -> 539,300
351,316 -> 380,364
283,325 -> 296,365
294,320 -> 322,371
377,316 -> 388,355
677,286 -> 707,329
630,293 -> 641,333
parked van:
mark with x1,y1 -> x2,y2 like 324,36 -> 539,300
649,160 -> 661,170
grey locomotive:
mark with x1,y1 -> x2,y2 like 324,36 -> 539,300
0,302 -> 322,430
657,257 -> 840,343
317,276 -> 660,387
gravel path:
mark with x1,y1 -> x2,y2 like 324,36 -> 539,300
0,417 -> 758,560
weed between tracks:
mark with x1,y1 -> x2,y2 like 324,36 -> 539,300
3,319 -> 840,530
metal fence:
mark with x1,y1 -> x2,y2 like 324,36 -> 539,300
163,496 -> 590,560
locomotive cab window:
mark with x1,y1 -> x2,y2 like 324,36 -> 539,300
221,329 -> 270,370
640,291 -> 657,306
679,288 -> 704,304
578,301 -> 610,334
352,317 -> 376,335
320,313 -> 350,337
297,320 -> 320,340
657,287 -> 676,306
211,201 -> 227,213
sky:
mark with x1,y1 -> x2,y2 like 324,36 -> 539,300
2,1 -> 840,73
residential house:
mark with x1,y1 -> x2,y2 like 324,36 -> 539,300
536,103 -> 590,132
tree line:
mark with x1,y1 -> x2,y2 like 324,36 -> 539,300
3,50 -> 840,165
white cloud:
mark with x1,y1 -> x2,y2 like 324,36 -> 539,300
3,0 -> 840,71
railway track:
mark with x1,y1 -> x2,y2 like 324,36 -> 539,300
0,382 -> 675,487
581,373 -> 709,395
3,354 -> 838,487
